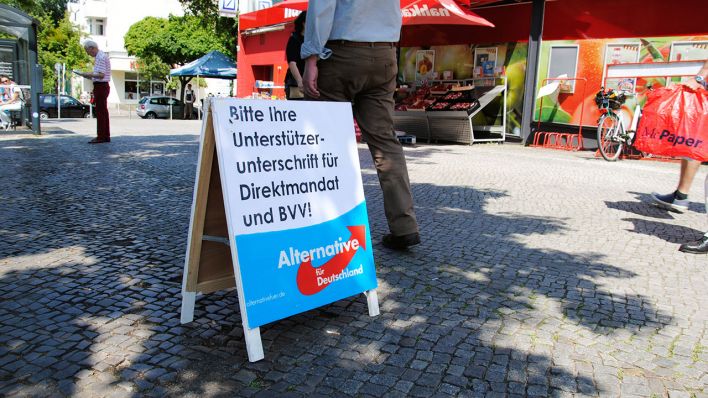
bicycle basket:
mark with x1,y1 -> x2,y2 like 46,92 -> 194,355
609,92 -> 627,110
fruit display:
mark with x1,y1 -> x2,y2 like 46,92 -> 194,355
429,101 -> 451,110
395,83 -> 480,113
449,102 -> 477,110
442,92 -> 463,101
430,83 -> 454,94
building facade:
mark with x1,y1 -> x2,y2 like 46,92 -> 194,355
68,0 -> 185,105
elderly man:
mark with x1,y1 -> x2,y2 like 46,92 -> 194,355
76,40 -> 111,143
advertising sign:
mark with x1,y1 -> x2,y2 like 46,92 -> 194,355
181,98 -> 380,362
603,43 -> 640,93
474,46 -> 498,77
212,99 -> 377,328
415,50 -> 436,82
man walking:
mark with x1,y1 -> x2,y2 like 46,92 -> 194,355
77,40 -> 111,143
301,0 -> 420,250
647,60 -> 707,254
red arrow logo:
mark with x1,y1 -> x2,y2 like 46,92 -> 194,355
296,225 -> 367,295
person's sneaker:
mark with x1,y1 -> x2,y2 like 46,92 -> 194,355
650,192 -> 689,213
679,236 -> 708,254
381,232 -> 420,251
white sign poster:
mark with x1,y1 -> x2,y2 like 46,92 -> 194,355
211,99 -> 378,328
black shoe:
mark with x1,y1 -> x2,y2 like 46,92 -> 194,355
679,236 -> 708,254
382,232 -> 420,251
88,138 -> 110,144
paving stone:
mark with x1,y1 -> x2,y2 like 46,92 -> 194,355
1,124 -> 706,398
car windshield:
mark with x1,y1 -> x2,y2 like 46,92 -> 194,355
138,97 -> 149,104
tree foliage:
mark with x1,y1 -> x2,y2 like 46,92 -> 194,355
178,0 -> 238,55
37,14 -> 91,92
134,54 -> 170,82
1,0 -> 89,90
0,0 -> 72,24
125,15 -> 228,66
124,14 -> 229,99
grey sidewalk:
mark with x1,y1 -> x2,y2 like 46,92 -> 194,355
0,119 -> 706,397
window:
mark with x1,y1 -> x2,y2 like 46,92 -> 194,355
669,41 -> 708,84
60,96 -> 79,106
548,45 -> 579,93
602,43 -> 640,93
42,95 -> 56,106
125,72 -> 162,100
87,18 -> 105,36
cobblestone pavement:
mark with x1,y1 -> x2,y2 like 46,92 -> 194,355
1,119 -> 706,398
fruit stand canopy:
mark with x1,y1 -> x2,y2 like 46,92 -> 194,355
169,50 -> 237,79
239,0 -> 495,45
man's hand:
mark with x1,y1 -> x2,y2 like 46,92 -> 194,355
684,77 -> 705,91
303,56 -> 319,98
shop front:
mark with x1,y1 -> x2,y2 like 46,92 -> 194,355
237,0 -> 707,146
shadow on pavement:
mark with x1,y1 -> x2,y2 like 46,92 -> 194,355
0,136 -> 673,397
621,218 -> 706,245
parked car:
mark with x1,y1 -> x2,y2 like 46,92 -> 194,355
136,96 -> 198,120
38,94 -> 94,119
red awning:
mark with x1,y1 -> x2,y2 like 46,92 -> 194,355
401,0 -> 494,27
239,0 -> 308,31
400,0 -> 495,46
239,0 -> 495,44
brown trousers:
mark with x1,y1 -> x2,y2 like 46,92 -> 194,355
93,82 -> 110,140
310,43 -> 418,236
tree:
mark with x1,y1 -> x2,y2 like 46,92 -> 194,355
178,0 -> 238,55
1,0 -> 73,24
124,14 -> 229,100
37,14 -> 90,93
134,54 -> 170,82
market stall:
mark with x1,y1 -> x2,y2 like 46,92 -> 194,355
393,0 -> 500,144
394,77 -> 506,144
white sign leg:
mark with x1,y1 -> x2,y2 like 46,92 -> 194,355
364,289 -> 380,317
244,326 -> 264,362
181,291 -> 196,324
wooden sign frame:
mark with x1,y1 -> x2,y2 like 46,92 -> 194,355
180,99 -> 380,362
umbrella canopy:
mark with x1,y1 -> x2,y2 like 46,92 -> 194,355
399,0 -> 495,46
239,0 -> 308,31
238,0 -> 494,46
169,50 -> 237,79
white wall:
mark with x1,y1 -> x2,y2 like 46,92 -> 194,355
69,0 -> 184,55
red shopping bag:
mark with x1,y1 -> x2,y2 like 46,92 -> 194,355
634,84 -> 708,161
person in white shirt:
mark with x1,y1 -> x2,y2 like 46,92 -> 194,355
76,40 -> 111,143
0,75 -> 22,131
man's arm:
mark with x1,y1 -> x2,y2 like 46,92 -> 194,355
301,0 -> 337,98
303,56 -> 319,98
288,61 -> 303,88
684,59 -> 708,90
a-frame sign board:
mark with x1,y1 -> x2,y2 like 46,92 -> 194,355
181,98 -> 380,362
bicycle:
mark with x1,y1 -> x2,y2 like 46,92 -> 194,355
595,87 -> 642,161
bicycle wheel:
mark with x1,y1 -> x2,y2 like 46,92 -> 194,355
597,114 -> 622,161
